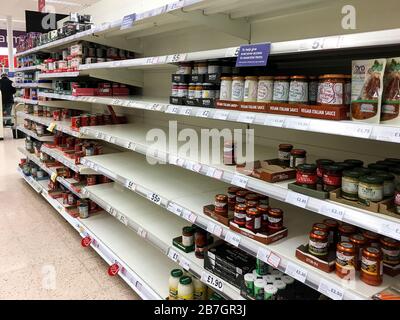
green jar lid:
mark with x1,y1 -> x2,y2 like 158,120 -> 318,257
210,293 -> 224,300
344,159 -> 364,167
385,158 -> 400,164
171,269 -> 183,278
324,164 -> 345,172
179,276 -> 192,285
316,159 -> 334,166
343,170 -> 362,178
368,163 -> 388,171
353,167 -> 373,176
297,163 -> 317,172
359,175 -> 384,184
334,162 -> 353,170
373,172 -> 395,181
183,226 -> 194,234
376,160 -> 398,167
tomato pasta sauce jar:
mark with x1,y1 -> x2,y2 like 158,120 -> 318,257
349,234 -> 368,270
234,203 -> 247,227
296,164 -> 318,189
317,74 -> 346,106
257,204 -> 270,232
278,144 -> 293,166
267,208 -> 283,233
336,242 -> 356,279
316,159 -> 334,183
362,230 -> 381,248
323,164 -> 344,192
360,247 -> 383,286
246,208 -> 262,233
214,194 -> 228,217
323,219 -> 339,248
290,149 -> 306,168
338,224 -> 356,242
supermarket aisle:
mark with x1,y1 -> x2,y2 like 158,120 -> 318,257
0,133 -> 140,300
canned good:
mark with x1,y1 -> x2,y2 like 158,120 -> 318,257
79,203 -> 89,219
86,175 -> 97,186
71,116 -> 81,128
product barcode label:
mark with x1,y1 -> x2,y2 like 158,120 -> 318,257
213,110 -> 230,120
257,248 -> 271,263
285,191 -> 309,208
267,252 -> 281,268
167,248 -> 179,262
319,203 -> 346,221
201,271 -> 224,292
148,192 -> 162,205
231,174 -> 249,188
318,279 -> 344,300
285,262 -> 308,283
225,232 -> 241,247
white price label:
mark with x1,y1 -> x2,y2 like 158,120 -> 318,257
231,174 -> 249,188
192,163 -> 202,173
225,232 -> 241,247
166,53 -> 187,63
318,279 -> 344,300
167,248 -> 179,262
285,191 -> 309,208
285,118 -> 311,131
167,202 -> 182,216
166,0 -> 184,12
165,105 -> 180,114
201,271 -> 224,292
213,169 -> 223,180
137,227 -> 147,238
237,113 -> 256,124
196,109 -> 210,118
213,225 -> 223,237
285,262 -> 308,283
379,222 -> 400,240
188,213 -> 197,223
180,107 -> 192,116
267,252 -> 281,268
119,214 -> 128,226
150,103 -> 163,111
256,248 -> 271,263
299,36 -> 342,51
182,209 -> 191,220
206,167 -> 215,177
148,192 -> 162,205
351,125 -> 372,139
178,257 -> 190,271
264,115 -> 285,128
174,158 -> 184,167
207,222 -> 216,233
185,161 -> 195,171
374,126 -> 400,143
169,155 -> 178,165
225,47 -> 240,57
319,203 -> 345,221
125,141 -> 136,151
107,205 -> 117,217
96,132 -> 102,139
213,110 -> 230,120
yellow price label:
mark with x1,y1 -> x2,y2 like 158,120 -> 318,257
51,172 -> 58,182
47,122 -> 57,132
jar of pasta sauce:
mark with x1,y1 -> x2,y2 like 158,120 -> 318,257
358,176 -> 384,204
214,194 -> 228,217
336,242 -> 356,279
362,231 -> 381,248
344,159 -> 364,168
395,187 -> 400,214
245,193 -> 259,207
349,234 -> 368,270
234,203 -> 247,227
188,83 -> 196,99
289,76 -> 308,104
296,164 -> 318,189
309,230 -> 329,257
290,149 -> 306,168
342,170 -> 362,201
257,205 -> 270,232
227,186 -> 241,210
244,76 -> 258,102
317,74 -> 346,106
231,76 -> 245,101
344,75 -> 352,106
374,172 -> 395,197
273,76 -> 290,103
323,164 -> 344,192
360,247 -> 383,286
312,223 -> 329,233
323,219 -> 339,248
246,208 -> 262,232
278,144 -> 293,166
257,76 -> 274,102
219,77 -> 232,100
380,237 -> 400,267
308,76 -> 319,105
338,224 -> 356,242
267,208 -> 283,233
236,190 -> 248,204
316,159 -> 334,184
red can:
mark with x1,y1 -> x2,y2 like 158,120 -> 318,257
89,115 -> 97,126
80,114 -> 90,127
53,109 -> 61,121
67,193 -> 76,206
71,116 -> 81,128
86,175 -> 97,186
61,109 -> 68,120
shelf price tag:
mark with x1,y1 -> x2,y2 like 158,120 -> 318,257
285,191 -> 309,209
318,279 -> 344,300
120,13 -> 136,30
225,232 -> 241,247
201,271 -> 224,292
107,205 -> 117,217
237,113 -> 256,124
177,158 -> 185,167
124,180 -> 135,191
148,192 -> 162,205
47,122 -> 57,133
374,126 -> 400,143
118,214 -> 128,226
264,115 -> 285,128
165,105 -> 180,114
137,227 -> 147,239
180,107 -> 192,116
207,221 -> 216,234
285,262 -> 308,283
213,225 -> 223,238
207,168 -> 223,180
284,118 -> 311,131
196,109 -> 210,118
213,110 -> 230,120
319,203 -> 345,221
231,174 -> 249,188
178,257 -> 191,271
350,124 -> 372,139
166,53 -> 187,63
125,141 -> 136,151
167,202 -> 182,217
267,252 -> 281,268
379,222 -> 400,240
257,248 -> 271,263
167,248 -> 179,262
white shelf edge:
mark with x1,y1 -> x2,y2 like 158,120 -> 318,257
17,167 -> 43,193
15,97 -> 38,105
14,66 -> 41,72
38,71 -> 80,79
17,125 -> 54,142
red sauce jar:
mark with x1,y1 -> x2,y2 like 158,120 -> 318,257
362,231 -> 381,248
195,229 -> 207,259
267,208 -> 283,233
290,149 -> 306,168
312,223 -> 329,233
86,175 -> 97,186
89,115 -> 97,126
214,194 -> 228,217
257,204 -> 270,232
316,159 -> 334,183
227,186 -> 241,210
296,164 -> 318,189
236,190 -> 249,204
336,242 -> 356,279
380,237 -> 400,266
278,144 -> 293,166
349,234 -> 368,270
71,116 -> 81,128
323,219 -> 339,248
246,208 -> 262,232
234,203 -> 247,227
245,193 -> 259,207
360,247 -> 383,286
323,164 -> 344,192
338,224 -> 357,242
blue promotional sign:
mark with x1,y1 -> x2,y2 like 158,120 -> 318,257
120,13 -> 136,30
235,43 -> 271,67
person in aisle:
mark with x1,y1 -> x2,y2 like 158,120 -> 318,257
0,73 -> 16,126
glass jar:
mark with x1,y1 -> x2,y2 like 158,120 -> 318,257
257,204 -> 270,232
267,208 -> 283,233
234,203 -> 247,227
349,234 -> 368,270
360,247 -> 383,286
312,223 -> 329,233
336,242 -> 356,279
188,83 -> 196,99
342,170 -> 362,201
202,83 -> 215,98
338,224 -> 357,242
389,167 -> 400,186
362,230 -> 381,248
219,77 -> 232,100
246,208 -> 262,232
197,61 -> 208,75
395,188 -> 400,214
245,193 -> 259,205
236,190 -> 248,204
289,149 -> 306,168
278,144 -> 293,166
273,76 -> 290,103
182,226 -> 194,247
227,186 -> 241,210
317,74 -> 346,106
380,237 -> 400,266
323,219 -> 339,248
193,277 -> 206,301
316,159 -> 334,183
344,75 -> 352,106
257,76 -> 274,102
374,172 -> 395,197
258,194 -> 269,206
308,76 -> 319,105
244,76 -> 258,102
289,76 -> 308,104
309,229 -> 329,257
344,159 -> 364,168
323,164 -> 344,192
194,83 -> 203,99
195,229 -> 207,259
178,83 -> 188,98
178,276 -> 194,300
231,76 -> 245,101
296,164 -> 318,189
358,176 -> 384,204
207,59 -> 221,74
214,194 -> 228,216
169,269 -> 184,300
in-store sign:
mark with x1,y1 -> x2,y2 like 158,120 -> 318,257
235,43 -> 271,67
148,192 -> 162,205
201,271 -> 224,292
318,279 -> 344,300
285,262 -> 308,283
120,13 -> 137,30
285,191 -> 309,209
81,236 -> 92,247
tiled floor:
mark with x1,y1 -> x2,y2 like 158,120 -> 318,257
0,131 -> 140,300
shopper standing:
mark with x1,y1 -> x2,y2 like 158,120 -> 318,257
0,73 -> 16,126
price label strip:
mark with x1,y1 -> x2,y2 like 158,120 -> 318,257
225,231 -> 241,247
318,279 -> 344,300
257,247 -> 271,263
167,248 -> 179,262
285,191 -> 309,209
196,109 -> 210,118
237,113 -> 256,124
267,252 -> 281,268
264,115 -> 285,127
213,110 -> 230,120
319,203 -> 346,221
231,174 -> 249,188
167,202 -> 182,217
201,271 -> 224,292
178,256 -> 190,271
285,262 -> 308,283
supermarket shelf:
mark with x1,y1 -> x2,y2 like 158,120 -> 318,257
14,65 -> 41,72
80,151 -> 400,300
38,72 -> 81,79
17,111 -> 92,138
15,82 -> 53,89
37,92 -> 400,144
40,145 -> 99,175
80,123 -> 400,242
17,125 -> 54,142
83,182 -> 243,300
17,167 -> 43,193
14,97 -> 38,105
17,146 -> 88,199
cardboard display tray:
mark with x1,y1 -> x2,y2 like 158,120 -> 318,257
288,182 -> 330,199
229,221 -> 288,245
172,236 -> 195,253
236,159 -> 296,183
216,100 -> 349,121
383,263 -> 400,277
296,244 -> 336,273
203,205 -> 233,227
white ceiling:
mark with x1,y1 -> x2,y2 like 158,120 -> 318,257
0,0 -> 101,31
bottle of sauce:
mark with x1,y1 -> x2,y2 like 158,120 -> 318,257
169,269 -> 183,300
178,276 -> 194,300
193,277 -> 206,300
336,242 -> 356,279
360,247 -> 383,286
